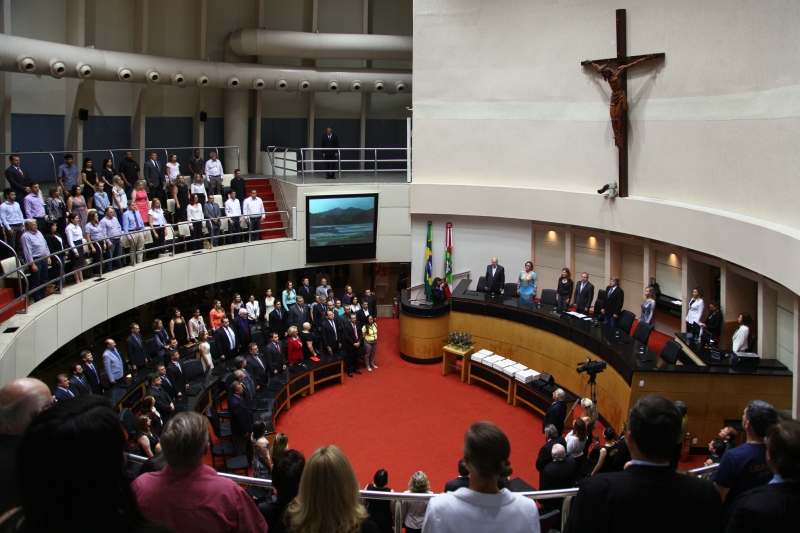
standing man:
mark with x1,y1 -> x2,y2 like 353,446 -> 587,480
573,272 -> 595,314
52,374 -> 76,403
536,424 -> 568,476
484,257 -> 505,295
5,155 -> 31,217
229,169 -> 247,211
604,276 -> 624,328
363,288 -> 377,316
68,363 -> 91,396
188,149 -> 204,185
99,207 -> 123,270
122,201 -> 146,265
213,316 -> 239,361
269,301 -> 287,340
443,459 -> 471,493
245,343 -> 267,389
242,189 -> 265,241
1,190 -> 24,251
146,373 -> 174,422
19,220 -> 51,302
543,389 -> 567,436
166,351 -> 188,397
227,381 -> 253,456
24,183 -> 46,231
117,151 -> 140,198
539,444 -> 578,513
56,154 -> 79,196
316,277 -> 331,301
203,195 -> 222,247
319,126 -> 339,179
297,277 -> 313,305
265,332 -> 286,375
204,151 -> 223,197
320,310 -> 341,355
102,339 -> 125,387
288,296 -> 311,330
125,323 -> 148,371
342,313 -> 362,378
143,151 -> 165,201
79,350 -> 102,394
224,190 -> 242,244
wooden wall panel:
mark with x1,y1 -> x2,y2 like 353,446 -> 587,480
399,314 -> 450,360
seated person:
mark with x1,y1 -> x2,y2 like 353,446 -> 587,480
704,438 -> 726,466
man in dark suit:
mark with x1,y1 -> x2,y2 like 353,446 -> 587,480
539,443 -> 577,513
234,308 -> 251,345
484,257 -> 505,295
213,317 -> 240,362
564,395 -> 724,533
341,313 -> 363,378
603,276 -> 624,328
155,364 -> 178,400
319,126 -> 339,179
245,343 -> 268,389
312,296 -> 327,334
543,389 -> 567,436
725,419 -> 800,533
234,356 -> 258,397
146,373 -> 174,422
573,272 -> 595,314
143,151 -> 164,201
79,350 -> 102,394
52,374 -> 76,403
68,363 -> 91,396
363,289 -> 377,316
443,459 -> 470,492
166,351 -> 188,398
320,310 -> 342,355
227,381 -> 253,455
288,296 -> 311,330
229,169 -> 247,211
269,301 -> 288,340
355,300 -> 372,330
125,322 -> 148,371
265,332 -> 286,375
296,279 -> 313,308
536,424 -> 568,475
5,155 -> 31,217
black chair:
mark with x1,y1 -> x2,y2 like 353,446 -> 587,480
119,408 -> 137,443
183,359 -> 204,382
539,509 -> 560,532
204,405 -> 232,441
616,311 -> 636,335
145,338 -> 159,363
217,373 -> 236,420
503,283 -> 518,296
207,429 -> 236,470
633,322 -> 652,345
540,289 -> 557,307
660,340 -> 682,365
747,333 -> 757,353
476,276 -> 487,293
594,289 -> 607,320
226,438 -> 252,474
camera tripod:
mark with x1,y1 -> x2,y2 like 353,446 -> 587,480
565,372 -> 601,446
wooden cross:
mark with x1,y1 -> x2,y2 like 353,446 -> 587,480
581,9 -> 665,198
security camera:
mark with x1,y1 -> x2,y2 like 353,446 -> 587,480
49,60 -> 66,77
597,182 -> 618,198
228,77 -> 240,88
299,80 -> 310,91
374,80 -> 385,92
253,78 -> 266,89
172,73 -> 186,86
395,81 -> 406,92
118,67 -> 133,81
328,80 -> 339,92
276,79 -> 288,90
197,75 -> 209,87
147,70 -> 160,83
77,63 -> 93,78
18,57 -> 36,73
351,80 -> 362,92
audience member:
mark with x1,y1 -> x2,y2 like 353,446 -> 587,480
169,308 -> 190,346
102,338 -> 125,387
138,454 -> 168,477
68,362 -> 91,395
282,280 -> 297,309
246,342 -> 267,389
603,276 -> 624,328
731,313 -> 752,352
671,399 -> 690,468
685,287 -> 705,331
122,200 -> 146,264
20,219 -> 51,302
422,421 -> 539,533
100,206 -> 124,270
297,277 -> 313,305
126,322 -> 148,371
188,308 -> 206,342
263,288 -> 276,322
364,469 -> 395,533
45,186 -> 67,235
140,395 -> 163,435
24,183 -> 45,232
132,411 -> 266,533
556,267 -> 574,313
80,350 -> 102,394
166,351 -> 188,397
146,373 -> 174,422
1,189 -> 24,252
251,420 -> 271,479
288,295 -> 311,330
203,152 -> 223,196
43,220 -> 65,282
705,438 -> 726,466
209,299 -> 226,331
539,443 -> 576,513
136,415 -> 161,458
613,421 -> 631,471
725,419 -> 800,533
444,459 -> 470,492
272,433 -> 289,466
213,316 -> 240,361
564,395 -> 724,533
228,381 -> 252,456
53,373 -> 76,402
402,471 -> 432,533
229,169 -> 247,209
118,151 -> 140,196
270,301 -> 288,339
84,211 -> 107,276
224,190 -> 242,243
266,332 -> 287,375
316,277 -> 331,300
299,321 -> 316,359
536,423 -> 567,476
321,310 -> 342,355
5,155 -> 31,217
720,426 -> 738,452
148,198 -> 168,256
713,400 -> 778,508
155,364 -> 178,400
203,194 -> 221,247
342,312 -> 363,377
235,307 -> 251,344
0,378 -> 52,515
243,189 -> 265,241
65,212 -> 86,283
591,427 -> 619,475
245,294 -> 260,325
287,326 -> 304,365
543,388 -> 567,435
259,449 -> 305,533
565,417 -> 588,469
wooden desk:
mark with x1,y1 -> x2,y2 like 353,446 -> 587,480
442,345 -> 473,382
468,361 -> 514,404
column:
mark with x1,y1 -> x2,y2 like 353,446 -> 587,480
793,296 -> 800,417
305,0 -> 318,172
680,248 -> 689,333
192,0 -> 207,153
757,278 -> 777,357
564,225 -> 573,276
64,0 -> 86,155
131,0 -> 149,164
0,0 -> 11,162
223,88 -> 249,174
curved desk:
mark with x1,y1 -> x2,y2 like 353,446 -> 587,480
399,289 -> 451,363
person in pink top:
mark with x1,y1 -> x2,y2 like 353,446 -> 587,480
132,411 -> 266,533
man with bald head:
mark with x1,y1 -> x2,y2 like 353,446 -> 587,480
0,377 -> 52,514
484,257 -> 505,295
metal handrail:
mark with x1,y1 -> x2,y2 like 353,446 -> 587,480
124,452 -> 717,531
267,146 -> 409,184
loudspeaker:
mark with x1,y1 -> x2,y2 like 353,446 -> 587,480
199,111 -> 207,122
78,108 -> 89,121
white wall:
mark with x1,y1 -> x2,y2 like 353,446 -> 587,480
655,250 -> 682,298
620,243 -> 644,314
777,291 -> 794,369
534,227 -> 565,295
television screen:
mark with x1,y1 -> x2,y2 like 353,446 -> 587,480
306,193 -> 378,262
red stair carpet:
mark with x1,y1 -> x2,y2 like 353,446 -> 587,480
0,287 -> 24,324
246,178 -> 287,240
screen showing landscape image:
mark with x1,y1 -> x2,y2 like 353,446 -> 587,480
308,195 -> 376,248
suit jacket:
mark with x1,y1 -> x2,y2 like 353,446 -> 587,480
241,371 -> 257,405
126,333 -> 148,368
320,318 -> 341,352
543,400 -> 567,436
268,308 -> 288,338
725,481 -> 800,533
604,286 -> 624,318
444,476 -> 470,493
159,374 -> 178,400
564,464 -> 724,533
341,320 -> 362,352
296,285 -> 313,306
704,310 -> 723,340
536,436 -> 568,473
288,303 -> 311,329
312,302 -> 327,329
484,264 -> 505,293
5,165 -> 31,196
573,281 -> 595,312
81,362 -> 102,394
355,308 -> 372,331
166,361 -> 187,393
143,159 -> 164,188
362,294 -> 377,317
230,177 -> 247,202
246,353 -> 268,387
540,459 -> 578,512
265,341 -> 285,374
203,201 -> 221,222
102,349 -> 125,384
234,315 -> 250,344
213,325 -> 239,360
147,386 -> 173,420
53,387 -> 76,402
320,133 -> 339,150
227,393 -> 252,436
68,375 -> 92,396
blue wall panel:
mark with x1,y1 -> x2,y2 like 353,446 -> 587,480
365,119 -> 407,170
10,114 -> 65,183
145,117 -> 194,172
314,118 -> 360,170
203,118 -> 225,167
83,116 -> 131,173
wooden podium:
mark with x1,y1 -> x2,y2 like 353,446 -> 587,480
442,344 -> 473,382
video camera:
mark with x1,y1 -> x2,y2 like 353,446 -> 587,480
576,358 -> 607,375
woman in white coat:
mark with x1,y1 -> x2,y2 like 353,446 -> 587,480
685,287 -> 705,332
731,313 -> 752,352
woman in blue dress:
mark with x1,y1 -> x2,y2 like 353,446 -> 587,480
517,261 -> 537,301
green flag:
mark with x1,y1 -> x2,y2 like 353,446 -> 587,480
424,221 -> 433,302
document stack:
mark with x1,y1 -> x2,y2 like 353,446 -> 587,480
503,363 -> 528,378
482,354 -> 505,367
515,369 -> 541,384
470,349 -> 493,364
493,359 -> 517,372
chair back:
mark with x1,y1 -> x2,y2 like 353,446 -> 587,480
476,276 -> 487,293
540,289 -> 557,307
595,289 -> 606,306
220,372 -> 235,395
119,408 -> 137,440
183,359 -> 204,382
660,340 -> 682,365
144,338 -> 159,359
633,322 -> 652,345
747,333 -> 757,352
204,405 -> 222,436
616,311 -> 636,335
503,283 -> 518,296
1,257 -> 19,279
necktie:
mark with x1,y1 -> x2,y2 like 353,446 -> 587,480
162,375 -> 171,387
79,376 -> 86,388
581,283 -> 585,292
136,335 -> 143,347
16,167 -> 21,175
113,349 -> 122,362
155,161 -> 159,171
274,342 -> 280,353
254,356 -> 264,369
88,364 -> 97,378
353,324 -> 357,339
63,388 -> 74,397
609,287 -> 614,295
174,362 -> 182,373
330,321 -> 337,340
277,310 -> 281,319
225,327 -> 234,348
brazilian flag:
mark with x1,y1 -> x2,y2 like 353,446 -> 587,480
424,221 -> 433,302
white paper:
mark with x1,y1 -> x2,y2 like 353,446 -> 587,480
672,300 -> 683,305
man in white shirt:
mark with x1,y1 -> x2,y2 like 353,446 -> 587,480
224,190 -> 242,244
242,189 -> 265,241
204,152 -> 224,197
1,189 -> 24,251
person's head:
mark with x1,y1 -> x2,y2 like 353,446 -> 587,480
302,277 -> 309,286
739,313 -> 752,326
335,299 -> 342,308
130,322 -> 140,335
709,438 -> 726,456
765,419 -> 800,480
170,153 -> 177,163
104,206 -> 115,219
30,182 -> 40,195
155,364 -> 166,377
252,419 -> 267,440
83,157 -> 93,169
709,300 -> 720,313
408,470 -> 430,493
3,188 -> 13,202
320,277 -> 327,286
463,421 -> 513,483
136,414 -> 151,434
581,398 -> 596,422
351,296 -> 358,306
270,332 -> 279,343
80,350 -> 93,364
234,355 -> 246,369
644,286 -> 652,299
270,448 -> 305,506
151,197 -> 161,210
551,443 -> 566,461
70,184 -> 81,197
610,276 -> 619,287
720,426 -> 738,441
64,153 -> 74,165
169,351 -> 180,363
544,424 -> 559,441
433,277 -> 442,288
366,315 -> 375,326
325,310 -> 334,321
149,152 -> 157,161
743,400 -> 778,438
55,373 -> 70,389
553,388 -> 565,402
249,342 -> 258,355
127,200 -> 136,211
674,400 -> 688,417
561,267 -> 571,280
274,301 -> 282,311
524,261 -> 533,272
168,338 -> 178,349
250,189 -> 257,199
603,427 -> 618,442
147,373 -> 162,387
177,175 -> 185,185
102,157 -> 112,169
9,154 -> 19,166
46,220 -> 58,235
124,151 -> 132,160
302,321 -> 311,332
239,308 -> 248,318
194,149 -> 200,157
24,219 -> 37,233
221,317 -> 230,328
105,338 -> 116,350
214,299 -> 222,310
173,307 -> 182,318
326,300 -> 334,311
491,257 -> 498,267
197,330 -> 207,344
627,395 -> 682,462
372,468 -> 389,488
160,411 -> 209,468
572,417 -> 587,441
17,395 -> 149,531
349,313 -> 357,325
266,288 -> 273,297
234,169 -> 241,178
581,272 -> 588,283
457,458 -> 469,477
69,362 -> 83,376
228,190 -> 236,199
209,152 -> 217,161
692,287 -> 704,299
231,381 -> 243,395
68,212 -> 79,226
273,433 -> 289,456
96,181 -> 104,193
0,378 -> 51,435
286,280 -> 293,290
141,396 -> 155,411
191,194 -> 199,205
296,296 -> 305,307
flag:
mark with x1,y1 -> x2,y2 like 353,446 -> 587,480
443,222 -> 453,298
424,221 -> 433,302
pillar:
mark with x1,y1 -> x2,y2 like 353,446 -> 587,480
0,0 -> 11,161
132,0 -> 148,164
64,0 -> 86,155
192,0 -> 207,153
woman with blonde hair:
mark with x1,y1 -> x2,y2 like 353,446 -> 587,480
401,471 -> 432,533
272,432 -> 289,467
285,445 -> 377,533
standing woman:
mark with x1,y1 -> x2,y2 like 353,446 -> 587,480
556,267 -> 574,313
287,326 -> 304,365
197,330 -> 212,371
700,300 -> 723,344
188,307 -> 206,342
140,396 -> 163,436
172,174 -> 190,222
263,288 -> 276,323
152,318 -> 170,355
44,221 -> 66,283
169,307 -> 190,346
165,154 -> 180,190
731,313 -> 752,352
189,173 -> 207,204
209,299 -> 226,331
148,198 -> 168,256
282,280 -> 297,309
99,158 -> 115,189
94,182 -> 110,215
250,420 -> 271,479
685,287 -> 705,331
349,295 -> 360,315
639,286 -> 656,326
272,433 -> 289,467
111,175 -> 127,222
230,293 -> 244,317
65,212 -> 85,283
565,418 -> 588,469
84,211 -> 106,277
363,469 -> 394,533
245,295 -> 260,326
342,285 -> 354,307
135,415 -> 161,458
362,315 -> 379,371
81,158 -> 98,209
186,194 -> 204,251
67,184 -> 88,231
401,471 -> 432,533
45,186 -> 67,236
517,261 -> 537,302
132,180 -> 150,224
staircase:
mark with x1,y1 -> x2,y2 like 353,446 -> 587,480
246,178 -> 287,240
0,287 -> 25,324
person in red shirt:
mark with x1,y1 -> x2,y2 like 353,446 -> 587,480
287,325 -> 304,365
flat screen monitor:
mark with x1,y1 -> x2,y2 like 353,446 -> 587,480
305,193 -> 378,263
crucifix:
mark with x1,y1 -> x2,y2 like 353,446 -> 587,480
581,9 -> 664,198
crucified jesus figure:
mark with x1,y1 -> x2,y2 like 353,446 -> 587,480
583,54 -> 657,148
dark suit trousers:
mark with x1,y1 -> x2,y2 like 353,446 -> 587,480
346,348 -> 360,371
324,153 -> 337,177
